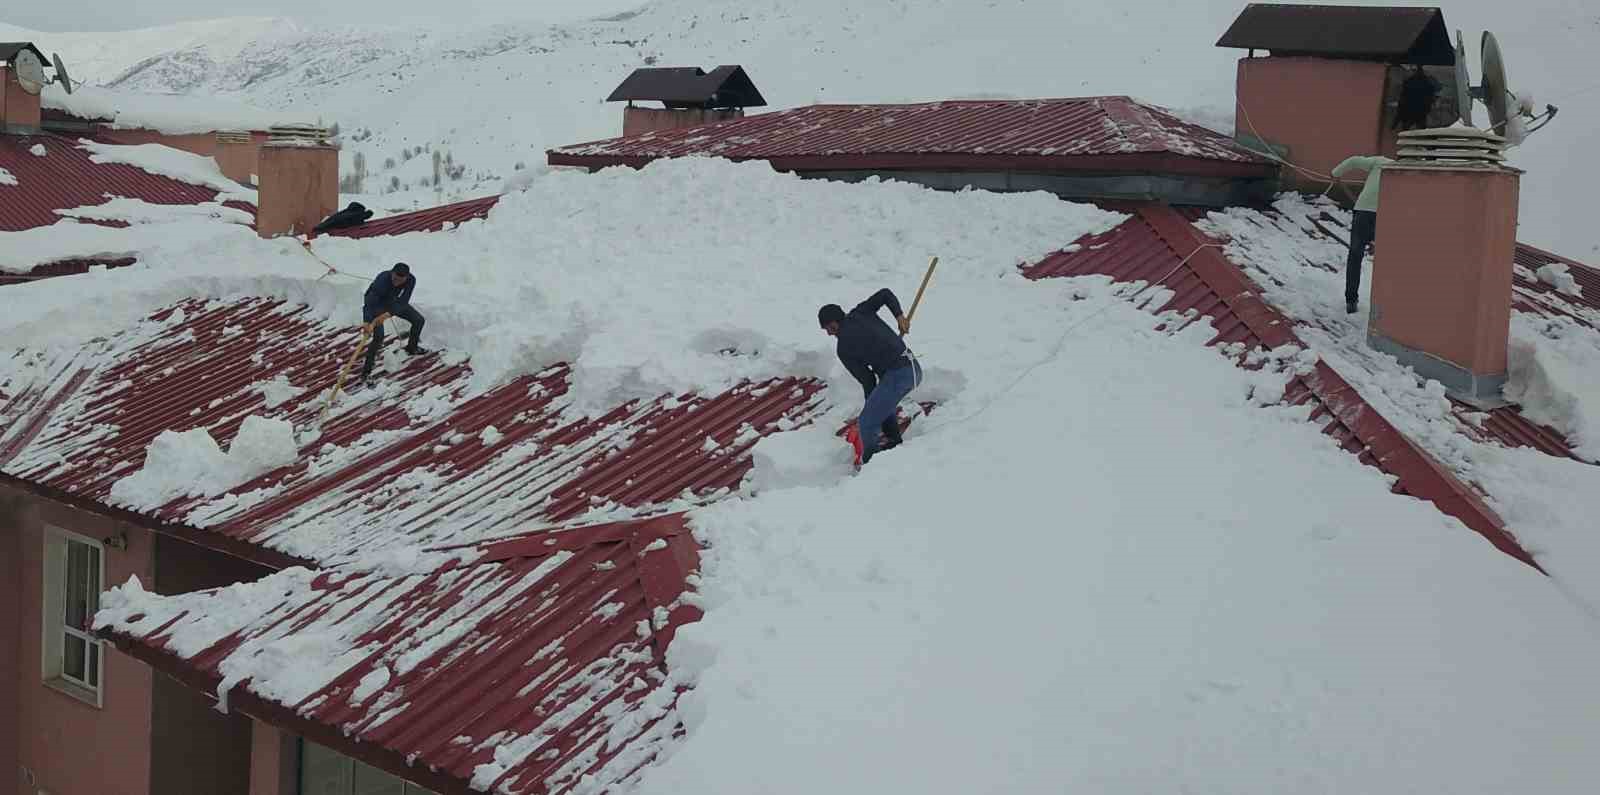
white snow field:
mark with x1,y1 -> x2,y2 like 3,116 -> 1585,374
4,152 -> 1586,792
4,0 -> 1597,259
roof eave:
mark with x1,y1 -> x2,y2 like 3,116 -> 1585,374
546,150 -> 1279,180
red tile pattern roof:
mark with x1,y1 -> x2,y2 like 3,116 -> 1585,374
0,298 -> 827,566
0,257 -> 137,286
0,133 -> 223,232
1027,203 -> 1542,570
548,97 -> 1275,178
324,195 -> 502,240
99,513 -> 702,795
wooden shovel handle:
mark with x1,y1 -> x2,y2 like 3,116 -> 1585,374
902,256 -> 939,335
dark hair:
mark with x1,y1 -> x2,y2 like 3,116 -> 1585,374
391,262 -> 410,276
817,304 -> 845,328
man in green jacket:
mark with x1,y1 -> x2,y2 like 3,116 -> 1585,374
1331,154 -> 1394,314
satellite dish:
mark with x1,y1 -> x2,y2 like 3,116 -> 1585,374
12,49 -> 46,95
1452,29 -> 1558,146
1454,31 -> 1474,127
1480,32 -> 1510,136
50,53 -> 74,95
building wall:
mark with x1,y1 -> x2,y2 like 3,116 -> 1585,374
1,68 -> 43,132
249,722 -> 297,795
622,106 -> 743,137
1233,56 -> 1391,191
2,493 -> 22,795
89,129 -> 267,186
2,487 -> 281,795
257,144 -> 339,238
7,492 -> 155,795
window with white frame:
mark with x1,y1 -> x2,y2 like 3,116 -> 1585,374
41,528 -> 105,704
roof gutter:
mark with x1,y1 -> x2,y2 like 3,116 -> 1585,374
0,472 -> 312,571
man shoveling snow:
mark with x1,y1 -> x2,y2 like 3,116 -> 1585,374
360,262 -> 427,385
819,288 -> 923,465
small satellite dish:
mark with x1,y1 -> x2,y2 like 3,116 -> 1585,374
1453,29 -> 1558,146
12,49 -> 46,95
50,53 -> 74,95
1480,32 -> 1510,136
1454,31 -> 1474,127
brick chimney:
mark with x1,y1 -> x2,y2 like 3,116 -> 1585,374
606,65 -> 766,138
256,125 -> 337,238
0,62 -> 43,134
1367,131 -> 1520,404
214,130 -> 257,185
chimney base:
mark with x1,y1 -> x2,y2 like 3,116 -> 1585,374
1365,331 -> 1509,408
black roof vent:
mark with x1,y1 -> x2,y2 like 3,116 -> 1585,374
1217,4 -> 1455,66
606,65 -> 767,110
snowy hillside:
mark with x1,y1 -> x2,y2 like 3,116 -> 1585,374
4,0 -> 1597,259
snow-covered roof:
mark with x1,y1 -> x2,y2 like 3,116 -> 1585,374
548,96 -> 1275,175
0,296 -> 830,566
0,133 -> 256,278
95,513 -> 702,795
41,84 -> 289,135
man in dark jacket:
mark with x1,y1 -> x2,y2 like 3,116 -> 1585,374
360,262 -> 425,383
819,288 -> 923,464
313,202 -> 374,234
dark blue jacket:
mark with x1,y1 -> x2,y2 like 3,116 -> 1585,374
363,270 -> 415,320
836,288 -> 909,398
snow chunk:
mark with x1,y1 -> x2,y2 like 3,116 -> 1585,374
109,415 -> 299,511
0,167 -> 15,187
29,144 -> 47,157
1506,315 -> 1600,461
479,425 -> 504,445
748,428 -> 854,491
1535,263 -> 1584,298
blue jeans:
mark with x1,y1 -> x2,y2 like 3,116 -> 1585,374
859,356 -> 923,463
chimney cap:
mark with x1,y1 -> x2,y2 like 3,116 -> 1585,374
0,42 -> 48,66
606,65 -> 767,109
1217,4 -> 1456,66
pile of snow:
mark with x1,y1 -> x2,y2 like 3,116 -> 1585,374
748,427 -> 855,491
108,415 -> 300,511
1506,314 -> 1600,461
40,84 -> 291,135
79,139 -> 256,200
55,197 -> 254,226
0,167 -> 16,186
250,374 -> 307,409
0,216 -> 253,273
635,278 -> 1600,794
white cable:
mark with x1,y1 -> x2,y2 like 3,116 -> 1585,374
924,243 -> 1220,433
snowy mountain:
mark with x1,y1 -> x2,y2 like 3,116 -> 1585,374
6,0 -> 1597,257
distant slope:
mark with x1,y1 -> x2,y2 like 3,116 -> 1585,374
4,0 -> 1596,258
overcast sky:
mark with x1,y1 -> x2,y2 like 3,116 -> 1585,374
4,0 -> 643,32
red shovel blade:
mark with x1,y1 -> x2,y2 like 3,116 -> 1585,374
844,424 -> 863,466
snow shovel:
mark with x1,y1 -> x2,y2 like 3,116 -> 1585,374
319,312 -> 391,423
901,256 -> 938,337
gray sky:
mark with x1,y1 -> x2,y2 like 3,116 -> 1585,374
4,0 -> 642,32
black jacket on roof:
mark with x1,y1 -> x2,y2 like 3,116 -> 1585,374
835,288 -> 909,398
313,202 -> 374,234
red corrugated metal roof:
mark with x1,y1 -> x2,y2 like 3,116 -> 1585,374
0,297 -> 826,567
99,513 -> 702,795
325,195 -> 502,240
0,256 -> 137,286
1028,203 -> 1541,570
0,132 -> 224,232
547,97 -> 1275,178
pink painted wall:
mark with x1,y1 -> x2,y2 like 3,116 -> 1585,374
10,495 -> 155,795
1234,56 -> 1390,191
249,721 -> 296,795
257,143 -> 338,238
1372,165 -> 1521,376
2,494 -> 21,795
623,106 -> 743,137
1,67 -> 43,130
